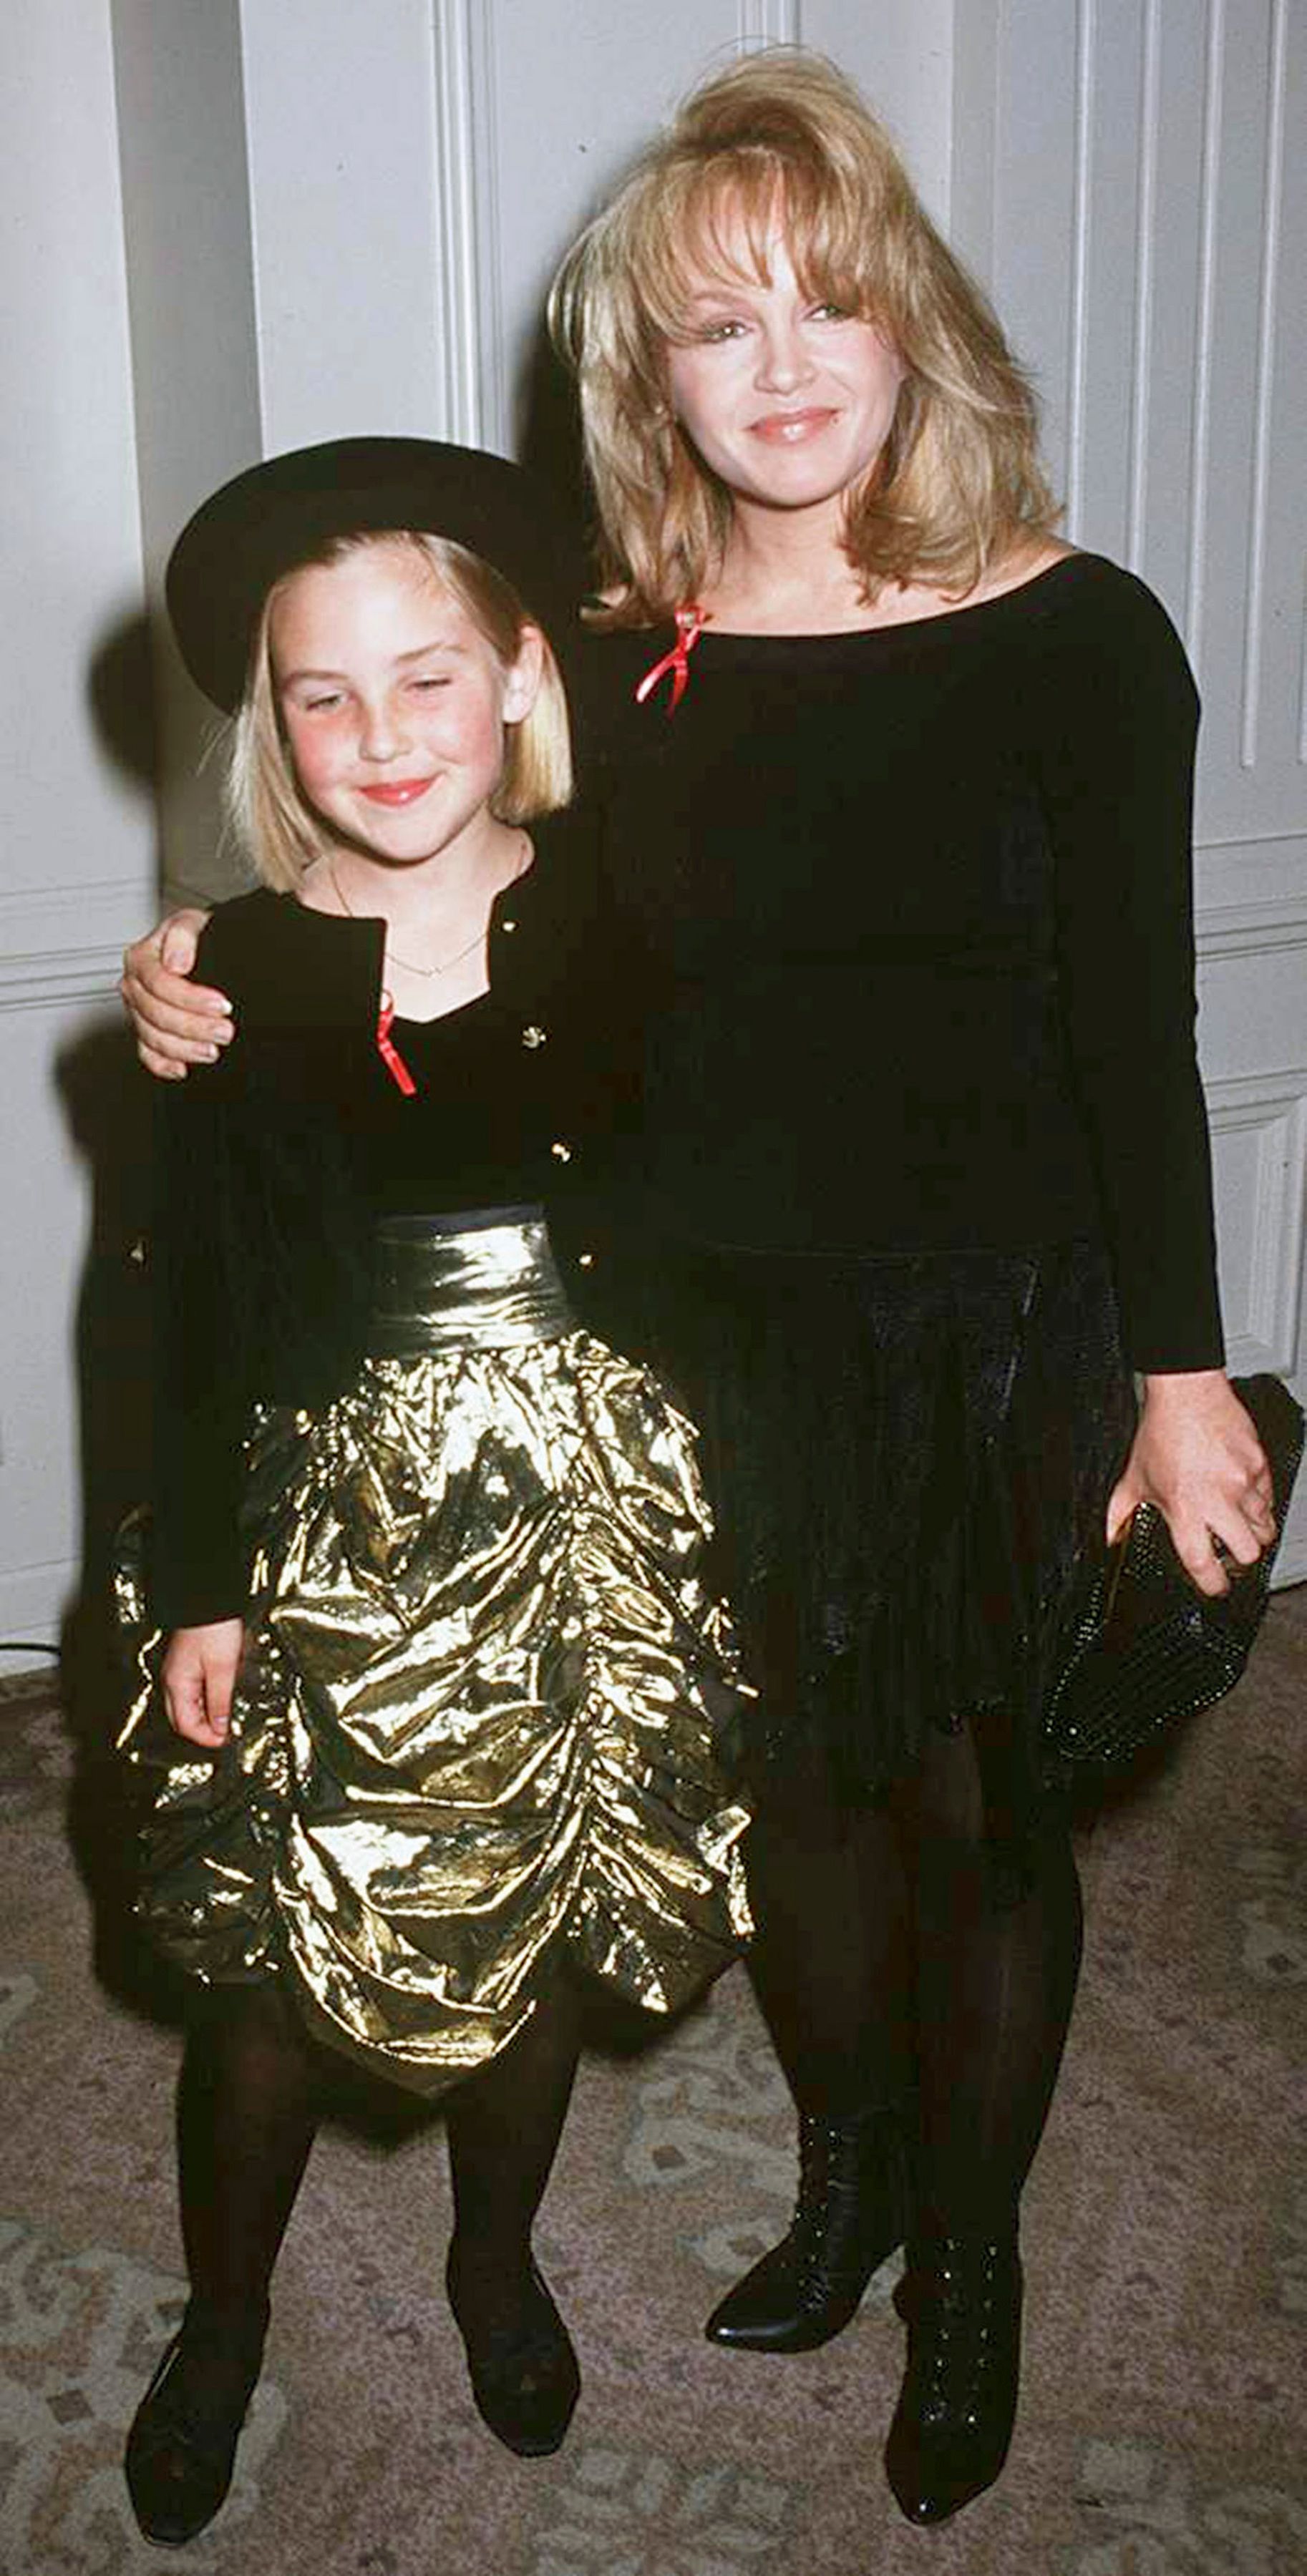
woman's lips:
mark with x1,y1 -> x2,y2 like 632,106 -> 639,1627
358,778 -> 436,806
750,408 -> 839,444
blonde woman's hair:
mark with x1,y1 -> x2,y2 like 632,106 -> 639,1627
227,532 -> 573,892
549,48 -> 1058,625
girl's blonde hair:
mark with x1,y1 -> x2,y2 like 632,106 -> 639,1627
549,48 -> 1058,625
227,532 -> 573,891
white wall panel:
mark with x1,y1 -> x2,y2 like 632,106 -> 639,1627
0,4 -> 156,1647
238,0 -> 449,449
479,1 -> 786,456
794,1 -> 953,221
1208,1073 -> 1307,1375
0,4 -> 153,929
111,0 -> 264,907
953,0 -> 1306,834
954,0 -> 1307,1579
0,1007 -> 99,1646
952,0 -> 1081,494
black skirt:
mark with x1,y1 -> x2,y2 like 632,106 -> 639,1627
631,1234 -> 1137,1841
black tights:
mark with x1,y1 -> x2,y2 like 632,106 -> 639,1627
174,1972 -> 583,2341
178,1982 -> 321,2323
444,1971 -> 583,2316
744,1724 -> 1083,2231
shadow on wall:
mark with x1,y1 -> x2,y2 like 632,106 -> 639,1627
50,602 -> 178,2024
54,1015 -> 176,2025
518,320 -> 591,558
87,608 -> 157,791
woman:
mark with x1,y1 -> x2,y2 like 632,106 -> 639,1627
122,50 -> 1273,2527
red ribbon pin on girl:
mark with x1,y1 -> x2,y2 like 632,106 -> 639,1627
376,992 -> 417,1096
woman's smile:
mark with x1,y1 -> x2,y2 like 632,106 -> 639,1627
749,405 -> 842,445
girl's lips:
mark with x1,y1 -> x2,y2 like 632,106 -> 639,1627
750,408 -> 839,444
358,778 -> 437,806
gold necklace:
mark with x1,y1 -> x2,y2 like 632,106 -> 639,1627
328,857 -> 504,979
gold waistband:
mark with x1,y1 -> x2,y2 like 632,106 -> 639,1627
368,1210 -> 575,1356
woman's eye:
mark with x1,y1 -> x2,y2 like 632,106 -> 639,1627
408,675 -> 451,693
812,301 -> 850,322
303,691 -> 344,713
694,318 -> 746,343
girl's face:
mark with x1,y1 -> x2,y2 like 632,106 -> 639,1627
664,226 -> 904,528
271,542 -> 540,871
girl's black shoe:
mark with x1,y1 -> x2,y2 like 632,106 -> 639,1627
447,2245 -> 580,2457
884,2230 -> 1023,2524
124,2297 -> 268,2547
704,2102 -> 911,2353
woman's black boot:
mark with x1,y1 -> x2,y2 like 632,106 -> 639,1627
885,2228 -> 1022,2524
705,2102 -> 911,2353
124,2296 -> 269,2546
447,2243 -> 580,2457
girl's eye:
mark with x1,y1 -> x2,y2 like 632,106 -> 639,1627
812,301 -> 850,322
408,675 -> 451,693
694,318 -> 747,344
302,691 -> 345,713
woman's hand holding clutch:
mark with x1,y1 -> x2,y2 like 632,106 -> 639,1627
1107,1369 -> 1276,1597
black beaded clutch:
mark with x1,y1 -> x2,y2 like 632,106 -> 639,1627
1045,1372 -> 1304,1777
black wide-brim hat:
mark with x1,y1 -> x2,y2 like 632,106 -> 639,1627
165,436 -> 586,713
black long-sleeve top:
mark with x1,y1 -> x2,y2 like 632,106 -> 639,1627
152,809 -> 638,1629
570,552 -> 1223,1373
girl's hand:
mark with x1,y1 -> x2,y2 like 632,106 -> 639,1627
1107,1370 -> 1277,1596
160,1620 -> 246,1747
120,909 -> 230,1079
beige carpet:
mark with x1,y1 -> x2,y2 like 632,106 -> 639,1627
1,1594 -> 1304,2576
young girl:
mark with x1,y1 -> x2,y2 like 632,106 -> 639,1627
117,436 -> 750,2545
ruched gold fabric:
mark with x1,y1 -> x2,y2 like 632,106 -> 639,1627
117,1216 -> 752,2097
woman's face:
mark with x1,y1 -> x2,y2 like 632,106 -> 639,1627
664,226 -> 904,526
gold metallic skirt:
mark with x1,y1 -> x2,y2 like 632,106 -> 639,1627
117,1211 -> 752,2097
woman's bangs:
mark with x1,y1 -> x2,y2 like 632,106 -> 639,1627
648,156 -> 877,336
636,159 -> 777,333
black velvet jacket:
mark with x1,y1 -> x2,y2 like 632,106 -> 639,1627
152,810 -> 640,1628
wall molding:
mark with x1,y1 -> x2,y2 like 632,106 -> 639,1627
1238,0 -> 1290,773
738,0 -> 801,44
0,1558 -> 76,1654
0,950 -> 125,1013
1064,0 -> 1097,535
1124,0 -> 1161,565
430,0 -> 505,451
0,882 -> 152,1013
1208,1065 -> 1307,1377
1194,829 -> 1307,940
1196,896 -> 1307,961
1185,0 -> 1225,656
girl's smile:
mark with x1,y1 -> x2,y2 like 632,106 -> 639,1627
357,776 -> 439,806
